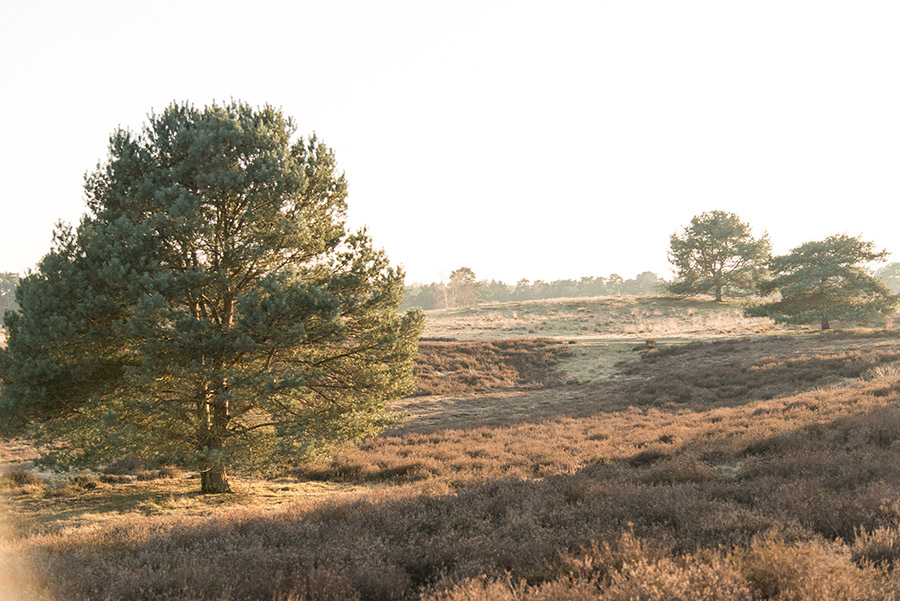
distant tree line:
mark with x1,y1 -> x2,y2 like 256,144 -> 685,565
402,269 -> 664,310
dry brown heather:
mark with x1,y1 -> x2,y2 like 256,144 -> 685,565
413,338 -> 572,396
6,323 -> 900,598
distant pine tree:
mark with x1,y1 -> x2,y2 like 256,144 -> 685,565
747,234 -> 898,330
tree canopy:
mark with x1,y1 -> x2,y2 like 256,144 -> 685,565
447,267 -> 478,308
0,101 -> 424,493
0,272 -> 18,325
668,211 -> 771,302
746,234 -> 897,330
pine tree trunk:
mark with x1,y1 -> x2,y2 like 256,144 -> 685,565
198,283 -> 235,494
200,384 -> 232,493
199,415 -> 232,494
199,418 -> 231,494
201,462 -> 231,494
821,315 -> 831,330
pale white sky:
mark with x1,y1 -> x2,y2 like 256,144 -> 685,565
1,1 -> 898,284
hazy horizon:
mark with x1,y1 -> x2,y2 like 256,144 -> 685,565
2,1 -> 898,284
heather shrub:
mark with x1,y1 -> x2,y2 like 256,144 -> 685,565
136,470 -> 160,481
44,481 -> 80,497
158,465 -> 183,479
69,473 -> 100,489
642,456 -> 722,485
99,473 -> 134,484
852,524 -> 900,568
422,577 -> 523,601
102,456 -> 145,475
562,529 -> 673,581
0,468 -> 43,488
862,361 -> 900,381
423,576 -> 599,601
628,449 -> 667,467
603,555 -> 752,601
735,535 -> 876,601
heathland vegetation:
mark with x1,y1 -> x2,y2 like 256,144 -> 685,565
4,101 -> 900,600
5,316 -> 900,599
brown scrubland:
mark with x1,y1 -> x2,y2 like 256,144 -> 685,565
4,298 -> 900,600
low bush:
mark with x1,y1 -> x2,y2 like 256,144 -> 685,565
99,474 -> 134,484
0,468 -> 43,488
102,456 -> 144,475
158,465 -> 183,479
136,470 -> 159,481
69,473 -> 100,489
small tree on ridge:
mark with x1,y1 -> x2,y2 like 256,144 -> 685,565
668,211 -> 771,302
448,267 -> 478,308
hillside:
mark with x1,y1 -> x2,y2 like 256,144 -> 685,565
421,295 -> 788,340
4,298 -> 900,600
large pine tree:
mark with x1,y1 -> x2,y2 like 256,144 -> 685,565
747,234 -> 897,330
0,102 -> 424,493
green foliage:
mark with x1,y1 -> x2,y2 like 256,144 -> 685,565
0,272 -> 19,325
746,234 -> 898,330
447,267 -> 478,308
877,262 -> 900,293
0,101 -> 424,490
668,211 -> 771,302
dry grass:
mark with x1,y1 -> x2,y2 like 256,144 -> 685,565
5,329 -> 900,599
422,295 -> 787,341
0,470 -> 42,490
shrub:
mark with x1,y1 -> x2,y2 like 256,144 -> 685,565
1,468 -> 43,488
852,524 -> 900,568
735,536 -> 874,601
70,473 -> 100,489
99,474 -> 134,484
102,456 -> 144,475
158,465 -> 183,479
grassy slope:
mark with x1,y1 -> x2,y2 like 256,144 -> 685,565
421,295 -> 788,341
4,297 -> 900,600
